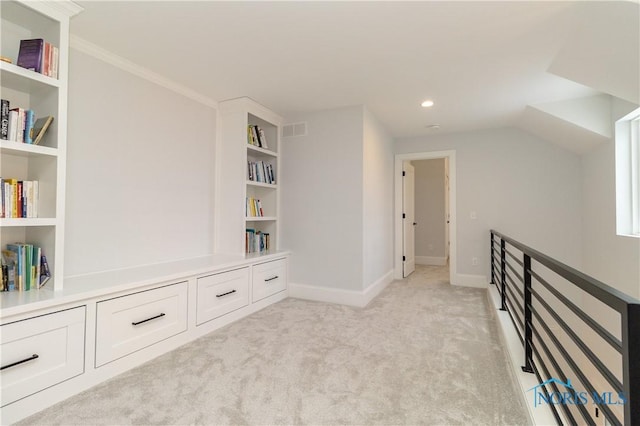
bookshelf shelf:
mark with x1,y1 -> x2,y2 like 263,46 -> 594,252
218,97 -> 282,256
246,180 -> 277,189
0,218 -> 57,227
0,140 -> 58,157
247,144 -> 278,158
0,61 -> 61,91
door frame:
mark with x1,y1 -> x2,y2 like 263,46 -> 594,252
394,150 -> 457,285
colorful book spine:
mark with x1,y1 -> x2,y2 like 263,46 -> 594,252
17,39 -> 44,73
24,109 -> 35,144
1,99 -> 9,140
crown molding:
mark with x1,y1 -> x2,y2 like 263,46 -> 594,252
70,35 -> 218,109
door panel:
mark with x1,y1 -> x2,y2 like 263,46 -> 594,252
403,162 -> 415,277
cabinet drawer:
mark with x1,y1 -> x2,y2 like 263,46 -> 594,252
196,267 -> 249,325
95,282 -> 188,367
252,258 -> 287,302
1,306 -> 86,407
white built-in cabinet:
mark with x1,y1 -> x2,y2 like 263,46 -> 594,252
0,0 -> 82,291
0,7 -> 290,424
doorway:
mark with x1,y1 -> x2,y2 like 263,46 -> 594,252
395,151 -> 456,285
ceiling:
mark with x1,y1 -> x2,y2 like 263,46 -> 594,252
69,1 -> 637,139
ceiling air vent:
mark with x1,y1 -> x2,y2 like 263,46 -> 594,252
282,122 -> 307,138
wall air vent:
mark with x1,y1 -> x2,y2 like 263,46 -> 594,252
282,122 -> 307,138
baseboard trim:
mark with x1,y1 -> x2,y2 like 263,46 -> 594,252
289,270 -> 394,308
487,284 -> 559,426
453,273 -> 488,288
415,256 -> 447,266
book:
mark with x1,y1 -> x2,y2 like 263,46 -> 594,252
258,127 -> 268,149
17,39 -> 44,73
32,116 -> 54,145
1,99 -> 9,140
251,126 -> 261,147
8,110 -> 18,141
43,42 -> 51,77
9,108 -> 25,143
24,110 -> 35,144
39,254 -> 51,288
1,250 -> 17,291
6,244 -> 24,291
52,46 -> 59,79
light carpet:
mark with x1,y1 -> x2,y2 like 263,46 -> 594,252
19,265 -> 529,425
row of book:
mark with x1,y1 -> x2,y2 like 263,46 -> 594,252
17,38 -> 60,79
1,178 -> 39,219
247,125 -> 269,149
246,229 -> 270,254
1,99 -> 54,144
246,197 -> 265,217
1,243 -> 51,292
248,160 -> 276,185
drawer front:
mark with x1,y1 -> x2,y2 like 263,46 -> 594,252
196,267 -> 249,325
1,306 -> 86,407
252,258 -> 287,302
95,282 -> 188,367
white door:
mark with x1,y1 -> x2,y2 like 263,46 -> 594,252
403,161 -> 416,277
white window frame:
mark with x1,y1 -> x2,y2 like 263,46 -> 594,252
615,107 -> 640,237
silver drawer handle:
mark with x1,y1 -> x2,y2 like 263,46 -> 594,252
265,276 -> 279,282
1,354 -> 39,370
216,289 -> 236,298
132,313 -> 165,326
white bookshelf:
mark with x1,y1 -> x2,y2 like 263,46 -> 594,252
0,0 -> 82,293
217,97 -> 282,256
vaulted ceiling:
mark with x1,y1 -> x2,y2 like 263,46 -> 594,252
70,1 -> 639,151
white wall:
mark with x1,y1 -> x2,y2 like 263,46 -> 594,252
362,108 -> 394,289
280,106 -> 364,291
65,49 -> 217,276
413,159 -> 446,259
582,98 -> 640,299
396,127 -> 583,278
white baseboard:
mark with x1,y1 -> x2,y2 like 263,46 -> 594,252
487,285 -> 559,426
453,273 -> 488,288
289,270 -> 394,308
415,256 -> 447,266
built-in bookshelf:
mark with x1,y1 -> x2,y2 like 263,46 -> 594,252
217,97 -> 282,256
0,0 -> 82,293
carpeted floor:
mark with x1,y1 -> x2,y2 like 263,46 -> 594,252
19,265 -> 529,425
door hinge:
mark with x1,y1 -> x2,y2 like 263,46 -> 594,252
402,171 -> 406,177
403,256 -> 406,261
402,213 -> 406,219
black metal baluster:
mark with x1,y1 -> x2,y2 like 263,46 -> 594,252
522,253 -> 533,373
500,238 -> 506,311
490,232 -> 495,285
623,303 -> 640,425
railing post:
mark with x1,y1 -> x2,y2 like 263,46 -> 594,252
522,253 -> 534,373
490,232 -> 495,284
623,303 -> 640,425
500,239 -> 506,311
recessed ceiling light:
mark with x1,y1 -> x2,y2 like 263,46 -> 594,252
421,100 -> 435,108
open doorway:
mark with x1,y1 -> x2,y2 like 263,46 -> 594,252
413,158 -> 449,267
395,151 -> 456,285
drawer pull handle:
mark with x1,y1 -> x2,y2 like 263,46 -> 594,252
265,276 -> 279,282
216,289 -> 237,298
132,313 -> 166,326
1,354 -> 39,371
